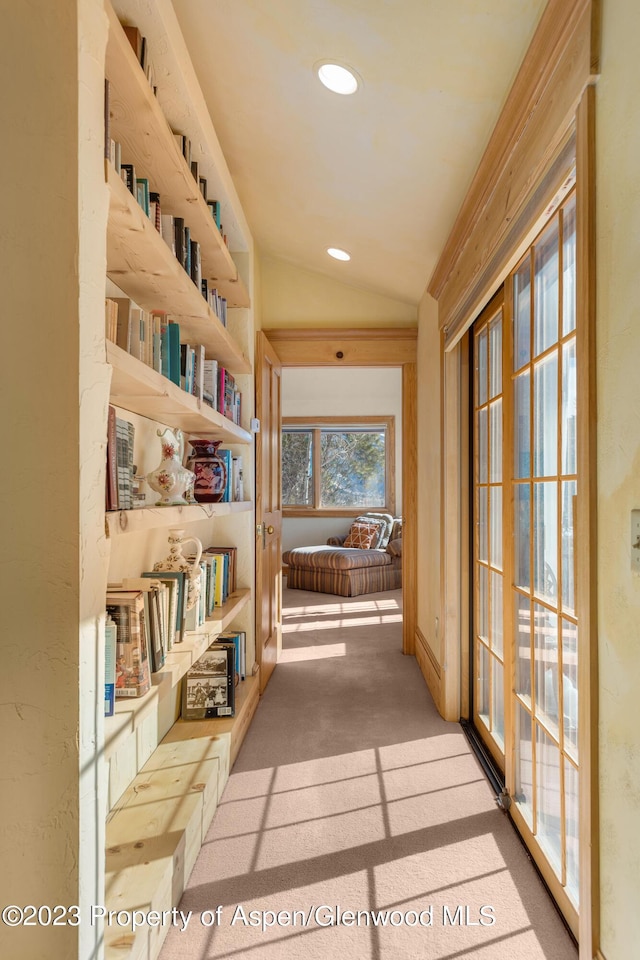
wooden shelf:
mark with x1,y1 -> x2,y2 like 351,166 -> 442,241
205,587 -> 251,633
108,340 -> 252,439
104,590 -> 252,760
106,502 -> 252,537
105,673 -> 259,960
105,1 -> 249,308
106,166 -> 250,373
164,671 -> 260,778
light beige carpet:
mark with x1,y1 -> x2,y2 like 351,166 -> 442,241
159,586 -> 577,960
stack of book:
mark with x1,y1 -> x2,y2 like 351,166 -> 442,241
181,640 -> 235,720
104,568 -> 189,705
183,545 -> 238,632
198,361 -> 242,425
106,406 -> 136,511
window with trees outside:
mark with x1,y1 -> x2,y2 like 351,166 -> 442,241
282,417 -> 395,517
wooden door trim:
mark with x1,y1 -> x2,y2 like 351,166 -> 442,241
264,330 -> 417,660
264,327 -> 417,366
575,83 -> 599,960
255,331 -> 283,694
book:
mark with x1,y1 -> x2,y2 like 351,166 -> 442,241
104,79 -> 111,160
115,416 -> 132,509
190,159 -> 199,184
174,217 -> 185,270
160,320 -> 181,386
142,570 -> 186,645
136,177 -> 150,217
113,297 -> 132,353
232,456 -> 244,501
121,578 -> 167,672
120,162 -> 136,195
173,132 -> 191,166
207,200 -> 221,231
181,641 -> 235,720
192,344 -> 205,403
106,590 -> 151,699
106,405 -> 118,511
217,448 -> 233,502
202,359 -> 218,410
122,24 -> 142,63
161,214 -> 176,255
190,239 -> 201,290
204,546 -> 237,595
104,613 -> 116,716
198,177 -> 207,200
104,298 -> 118,344
149,191 -> 162,232
184,226 -> 191,276
218,630 -> 245,681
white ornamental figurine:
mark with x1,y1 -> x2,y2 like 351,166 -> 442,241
153,528 -> 203,612
145,427 -> 195,506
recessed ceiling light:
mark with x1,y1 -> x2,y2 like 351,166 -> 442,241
317,62 -> 360,95
327,247 -> 351,261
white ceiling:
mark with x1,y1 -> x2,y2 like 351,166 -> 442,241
172,0 -> 547,307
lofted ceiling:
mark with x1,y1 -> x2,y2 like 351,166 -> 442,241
171,0 -> 547,307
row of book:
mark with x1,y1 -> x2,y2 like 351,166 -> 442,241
105,297 -> 242,425
104,544 -> 241,712
181,633 -> 247,721
104,64 -> 230,324
122,23 -> 158,96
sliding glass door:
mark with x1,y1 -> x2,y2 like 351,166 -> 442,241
471,189 -> 579,932
472,296 -> 505,770
510,191 -> 579,924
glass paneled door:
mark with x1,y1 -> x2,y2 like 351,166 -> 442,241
510,192 -> 579,928
472,296 -> 506,769
471,190 -> 579,934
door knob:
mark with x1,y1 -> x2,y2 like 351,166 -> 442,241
267,525 -> 275,535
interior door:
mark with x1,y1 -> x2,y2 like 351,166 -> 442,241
255,331 -> 282,692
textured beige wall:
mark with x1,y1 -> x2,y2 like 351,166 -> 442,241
0,1 -> 108,957
261,256 -> 417,329
416,292 -> 442,673
596,0 -> 640,953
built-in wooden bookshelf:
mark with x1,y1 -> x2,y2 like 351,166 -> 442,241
107,341 -> 251,436
106,167 -> 251,371
101,3 -> 257,958
104,0 -> 248,308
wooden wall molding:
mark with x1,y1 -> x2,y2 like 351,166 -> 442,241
402,363 -> 417,655
415,626 -> 441,713
264,327 -> 417,366
429,0 -> 599,345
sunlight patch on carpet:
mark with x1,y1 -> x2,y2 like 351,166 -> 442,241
279,643 -> 347,663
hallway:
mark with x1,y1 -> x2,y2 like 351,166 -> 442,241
159,587 -> 577,960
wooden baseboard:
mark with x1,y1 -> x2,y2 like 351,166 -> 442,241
414,626 -> 442,712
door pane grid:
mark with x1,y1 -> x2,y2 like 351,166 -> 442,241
510,194 -> 579,913
473,312 -> 504,756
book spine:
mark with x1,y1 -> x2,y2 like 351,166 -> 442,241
104,615 -> 116,716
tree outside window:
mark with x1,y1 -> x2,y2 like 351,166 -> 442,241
282,417 -> 395,516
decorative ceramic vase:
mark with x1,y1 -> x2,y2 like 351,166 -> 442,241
153,528 -> 203,612
186,439 -> 227,503
145,427 -> 195,506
